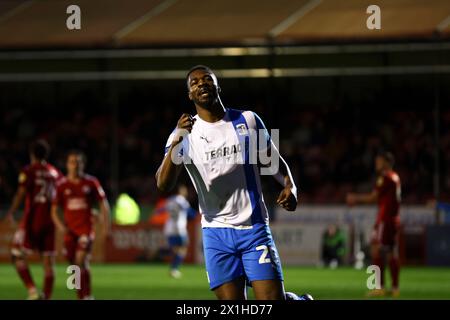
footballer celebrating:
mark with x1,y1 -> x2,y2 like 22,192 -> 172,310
5,139 -> 61,300
156,65 -> 311,300
347,151 -> 401,297
51,150 -> 110,300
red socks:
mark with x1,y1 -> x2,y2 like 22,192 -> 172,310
373,251 -> 400,290
373,255 -> 385,288
76,268 -> 91,299
16,263 -> 36,291
82,268 -> 91,298
43,270 -> 54,300
389,256 -> 400,289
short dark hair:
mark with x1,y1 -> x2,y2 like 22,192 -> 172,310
378,151 -> 395,167
186,65 -> 215,89
67,149 -> 87,164
30,139 -> 50,160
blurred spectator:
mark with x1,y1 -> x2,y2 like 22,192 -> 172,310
0,82 -> 448,218
114,193 -> 141,225
321,224 -> 346,268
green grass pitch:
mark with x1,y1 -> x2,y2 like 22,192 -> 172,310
0,263 -> 449,300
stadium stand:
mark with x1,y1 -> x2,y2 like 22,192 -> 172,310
0,0 -> 449,48
1,94 -> 448,209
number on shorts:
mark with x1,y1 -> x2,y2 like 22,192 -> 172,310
256,245 -> 271,264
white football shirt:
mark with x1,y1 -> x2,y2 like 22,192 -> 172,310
164,108 -> 271,229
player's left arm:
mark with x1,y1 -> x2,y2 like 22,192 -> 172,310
94,179 -> 111,237
5,186 -> 26,225
346,190 -> 378,206
253,112 -> 298,211
99,198 -> 111,237
270,142 -> 298,211
5,169 -> 30,225
346,176 -> 383,206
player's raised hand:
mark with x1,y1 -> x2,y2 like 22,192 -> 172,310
276,187 -> 298,211
172,113 -> 196,147
177,113 -> 196,131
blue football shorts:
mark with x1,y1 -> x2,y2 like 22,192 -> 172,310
202,223 -> 284,290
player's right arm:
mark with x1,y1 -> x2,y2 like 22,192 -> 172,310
4,186 -> 26,225
156,114 -> 195,192
346,190 -> 378,206
5,169 -> 29,225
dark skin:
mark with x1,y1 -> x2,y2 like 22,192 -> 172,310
156,68 -> 298,300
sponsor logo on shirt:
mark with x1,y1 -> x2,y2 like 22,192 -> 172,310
205,143 -> 242,161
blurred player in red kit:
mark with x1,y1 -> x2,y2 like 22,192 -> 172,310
5,139 -> 61,300
51,150 -> 110,300
346,151 -> 401,297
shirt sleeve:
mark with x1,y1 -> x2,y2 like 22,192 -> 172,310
50,168 -> 62,196
55,169 -> 63,181
164,127 -> 184,158
187,207 -> 197,220
179,196 -> 191,211
52,184 -> 63,206
18,169 -> 29,188
375,176 -> 385,193
92,178 -> 106,201
253,112 -> 271,152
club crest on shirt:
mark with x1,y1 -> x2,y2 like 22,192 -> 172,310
235,124 -> 248,136
82,185 -> 91,194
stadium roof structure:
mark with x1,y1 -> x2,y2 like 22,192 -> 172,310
0,0 -> 449,49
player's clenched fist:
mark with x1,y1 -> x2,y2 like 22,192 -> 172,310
172,113 -> 196,146
177,113 -> 196,132
276,187 -> 298,211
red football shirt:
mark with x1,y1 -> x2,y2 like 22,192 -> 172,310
54,174 -> 106,236
19,162 -> 61,231
375,170 -> 401,225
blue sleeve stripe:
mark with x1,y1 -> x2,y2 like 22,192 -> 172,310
254,112 -> 266,131
229,109 -> 264,225
164,127 -> 180,155
253,112 -> 271,150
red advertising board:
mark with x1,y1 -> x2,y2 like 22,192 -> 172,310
0,218 -> 200,264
